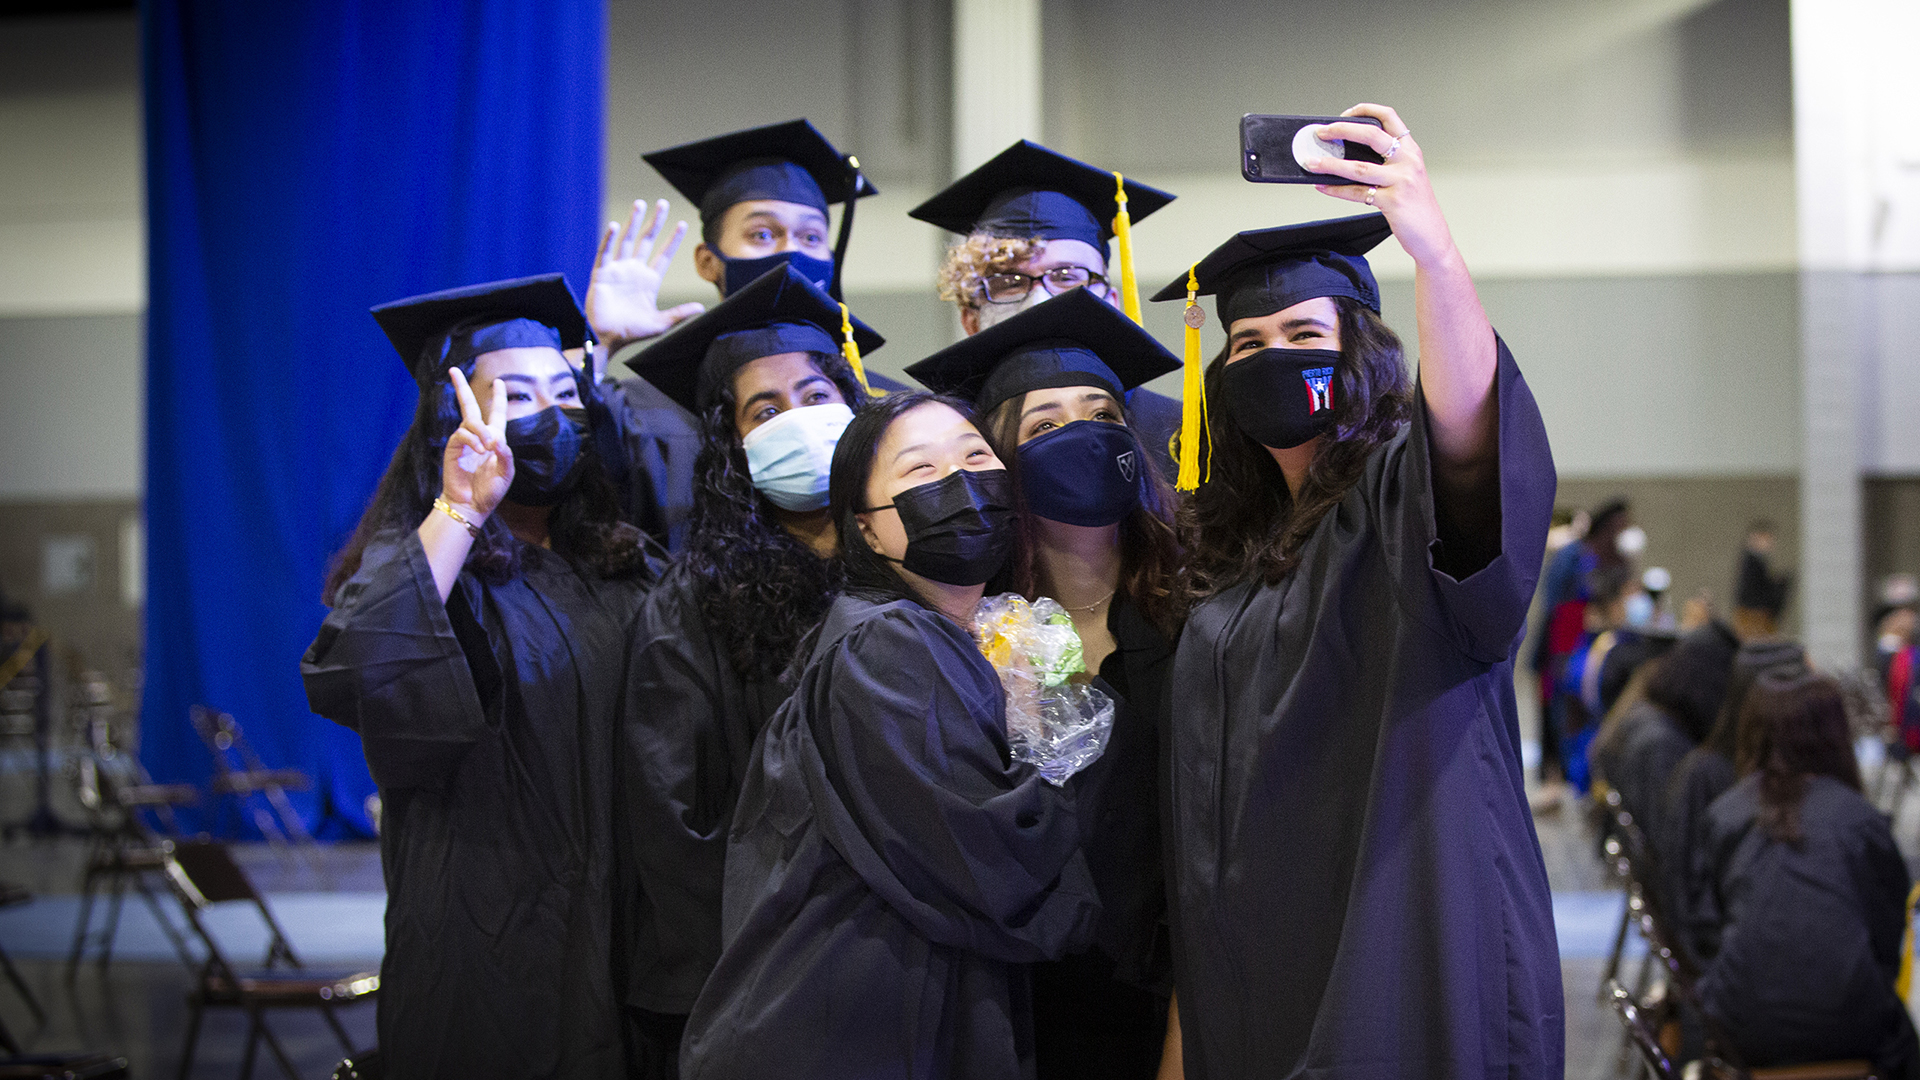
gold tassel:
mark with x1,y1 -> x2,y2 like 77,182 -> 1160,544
839,302 -> 883,398
1111,172 -> 1142,326
1175,264 -> 1209,491
1899,882 -> 1920,1001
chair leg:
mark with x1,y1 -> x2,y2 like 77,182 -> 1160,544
320,1001 -> 354,1051
0,941 -> 45,1025
1598,896 -> 1632,1001
238,1005 -> 262,1080
255,1010 -> 302,1080
176,995 -> 205,1080
136,872 -> 199,967
0,1008 -> 20,1056
66,867 -> 100,978
97,869 -> 131,971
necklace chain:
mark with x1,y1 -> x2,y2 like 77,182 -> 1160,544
1061,589 -> 1117,615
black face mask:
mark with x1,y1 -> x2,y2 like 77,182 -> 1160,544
719,250 -> 835,296
1016,421 -> 1141,527
1222,347 -> 1341,450
504,406 -> 591,506
866,468 -> 1017,586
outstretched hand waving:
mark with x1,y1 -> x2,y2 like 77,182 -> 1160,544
585,198 -> 706,352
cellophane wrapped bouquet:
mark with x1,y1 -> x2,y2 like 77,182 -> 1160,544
971,593 -> 1114,786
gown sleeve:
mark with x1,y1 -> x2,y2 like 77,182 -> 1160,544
301,531 -> 494,792
1380,334 -> 1558,665
605,375 -> 702,552
803,605 -> 1101,964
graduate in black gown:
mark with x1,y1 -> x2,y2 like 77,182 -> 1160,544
1692,669 -> 1918,1077
909,288 -> 1184,1079
613,264 -> 885,1076
1664,637 -> 1808,966
303,276 -> 657,1078
912,140 -> 1183,477
1149,105 -> 1562,1078
681,391 -> 1103,1080
1604,623 -> 1737,844
581,120 -> 884,550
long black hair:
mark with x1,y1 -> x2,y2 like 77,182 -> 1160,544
323,364 -> 647,606
680,350 -> 868,683
1180,296 -> 1414,596
1735,668 -> 1861,844
979,393 -> 1186,639
827,390 -> 985,608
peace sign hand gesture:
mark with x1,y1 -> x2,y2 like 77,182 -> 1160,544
441,367 -> 514,522
585,198 -> 707,352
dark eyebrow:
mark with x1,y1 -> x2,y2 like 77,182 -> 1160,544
1019,390 -> 1117,421
791,373 -> 834,394
1280,316 -> 1334,333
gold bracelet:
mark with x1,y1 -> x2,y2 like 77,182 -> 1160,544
433,496 -> 482,538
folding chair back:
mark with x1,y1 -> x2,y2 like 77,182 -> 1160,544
164,840 -> 300,971
1607,978 -> 1676,1080
190,705 -> 315,847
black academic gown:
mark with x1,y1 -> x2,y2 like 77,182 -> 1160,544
302,532 -> 646,1080
607,375 -> 702,552
1033,597 -> 1175,1080
1609,700 -> 1696,921
1695,775 -> 1918,1077
615,561 -> 792,1074
1166,341 -> 1563,1080
1663,748 -> 1736,966
681,594 -> 1102,1080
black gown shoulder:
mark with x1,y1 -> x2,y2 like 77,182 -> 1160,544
682,593 -> 1101,1080
605,374 -> 702,552
302,530 -> 647,1079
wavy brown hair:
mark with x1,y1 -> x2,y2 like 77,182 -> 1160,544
936,233 -> 1041,308
1180,296 -> 1415,597
322,369 -> 649,606
1734,668 -> 1861,844
980,395 -> 1186,638
680,350 -> 869,683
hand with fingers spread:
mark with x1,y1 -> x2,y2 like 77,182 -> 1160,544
585,198 -> 707,351
441,367 -> 515,523
1307,103 -> 1458,269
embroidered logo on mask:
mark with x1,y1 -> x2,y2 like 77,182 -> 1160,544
1116,449 -> 1136,482
1302,366 -> 1335,414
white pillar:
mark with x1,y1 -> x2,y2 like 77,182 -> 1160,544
951,0 -> 1042,177
1791,0 -> 1920,668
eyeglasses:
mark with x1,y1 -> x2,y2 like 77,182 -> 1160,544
975,266 -> 1110,305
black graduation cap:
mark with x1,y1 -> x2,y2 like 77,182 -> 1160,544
905,287 -> 1178,415
371,273 -> 588,387
908,140 -> 1175,253
622,263 -> 884,415
1150,212 -> 1393,324
642,119 -> 878,228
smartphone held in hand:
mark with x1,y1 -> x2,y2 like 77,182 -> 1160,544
1241,113 -> 1384,184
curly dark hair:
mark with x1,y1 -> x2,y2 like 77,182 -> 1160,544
680,350 -> 869,683
979,394 -> 1186,639
1179,296 -> 1415,597
323,367 -> 650,606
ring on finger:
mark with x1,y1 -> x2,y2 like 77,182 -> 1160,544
1383,136 -> 1402,161
1365,187 -> 1378,206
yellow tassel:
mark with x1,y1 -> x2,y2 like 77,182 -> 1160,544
1899,882 -> 1920,1002
839,302 -> 883,398
1175,264 -> 1209,491
1111,172 -> 1142,326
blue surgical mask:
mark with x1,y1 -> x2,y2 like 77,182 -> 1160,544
740,403 -> 854,511
719,250 -> 835,296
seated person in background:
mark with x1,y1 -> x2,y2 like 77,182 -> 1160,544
1694,669 -> 1918,1079
1664,637 -> 1808,966
1601,622 -> 1738,912
1558,564 -> 1634,793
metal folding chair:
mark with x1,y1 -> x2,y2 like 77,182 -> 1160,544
161,841 -> 377,1080
190,707 -> 315,848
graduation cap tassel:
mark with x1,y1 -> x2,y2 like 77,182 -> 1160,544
829,155 -> 862,302
839,302 -> 883,398
1111,172 -> 1142,326
1175,264 -> 1209,492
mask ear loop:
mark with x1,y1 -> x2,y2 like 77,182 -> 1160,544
829,155 -> 862,302
839,302 -> 884,398
1111,172 -> 1142,326
1175,264 -> 1211,491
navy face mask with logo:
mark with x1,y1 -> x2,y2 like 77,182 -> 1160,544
867,467 -> 1018,586
1222,347 -> 1341,450
719,250 -> 835,296
503,405 -> 591,507
1016,421 -> 1142,527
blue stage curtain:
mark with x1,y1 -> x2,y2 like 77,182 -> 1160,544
141,0 -> 605,837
